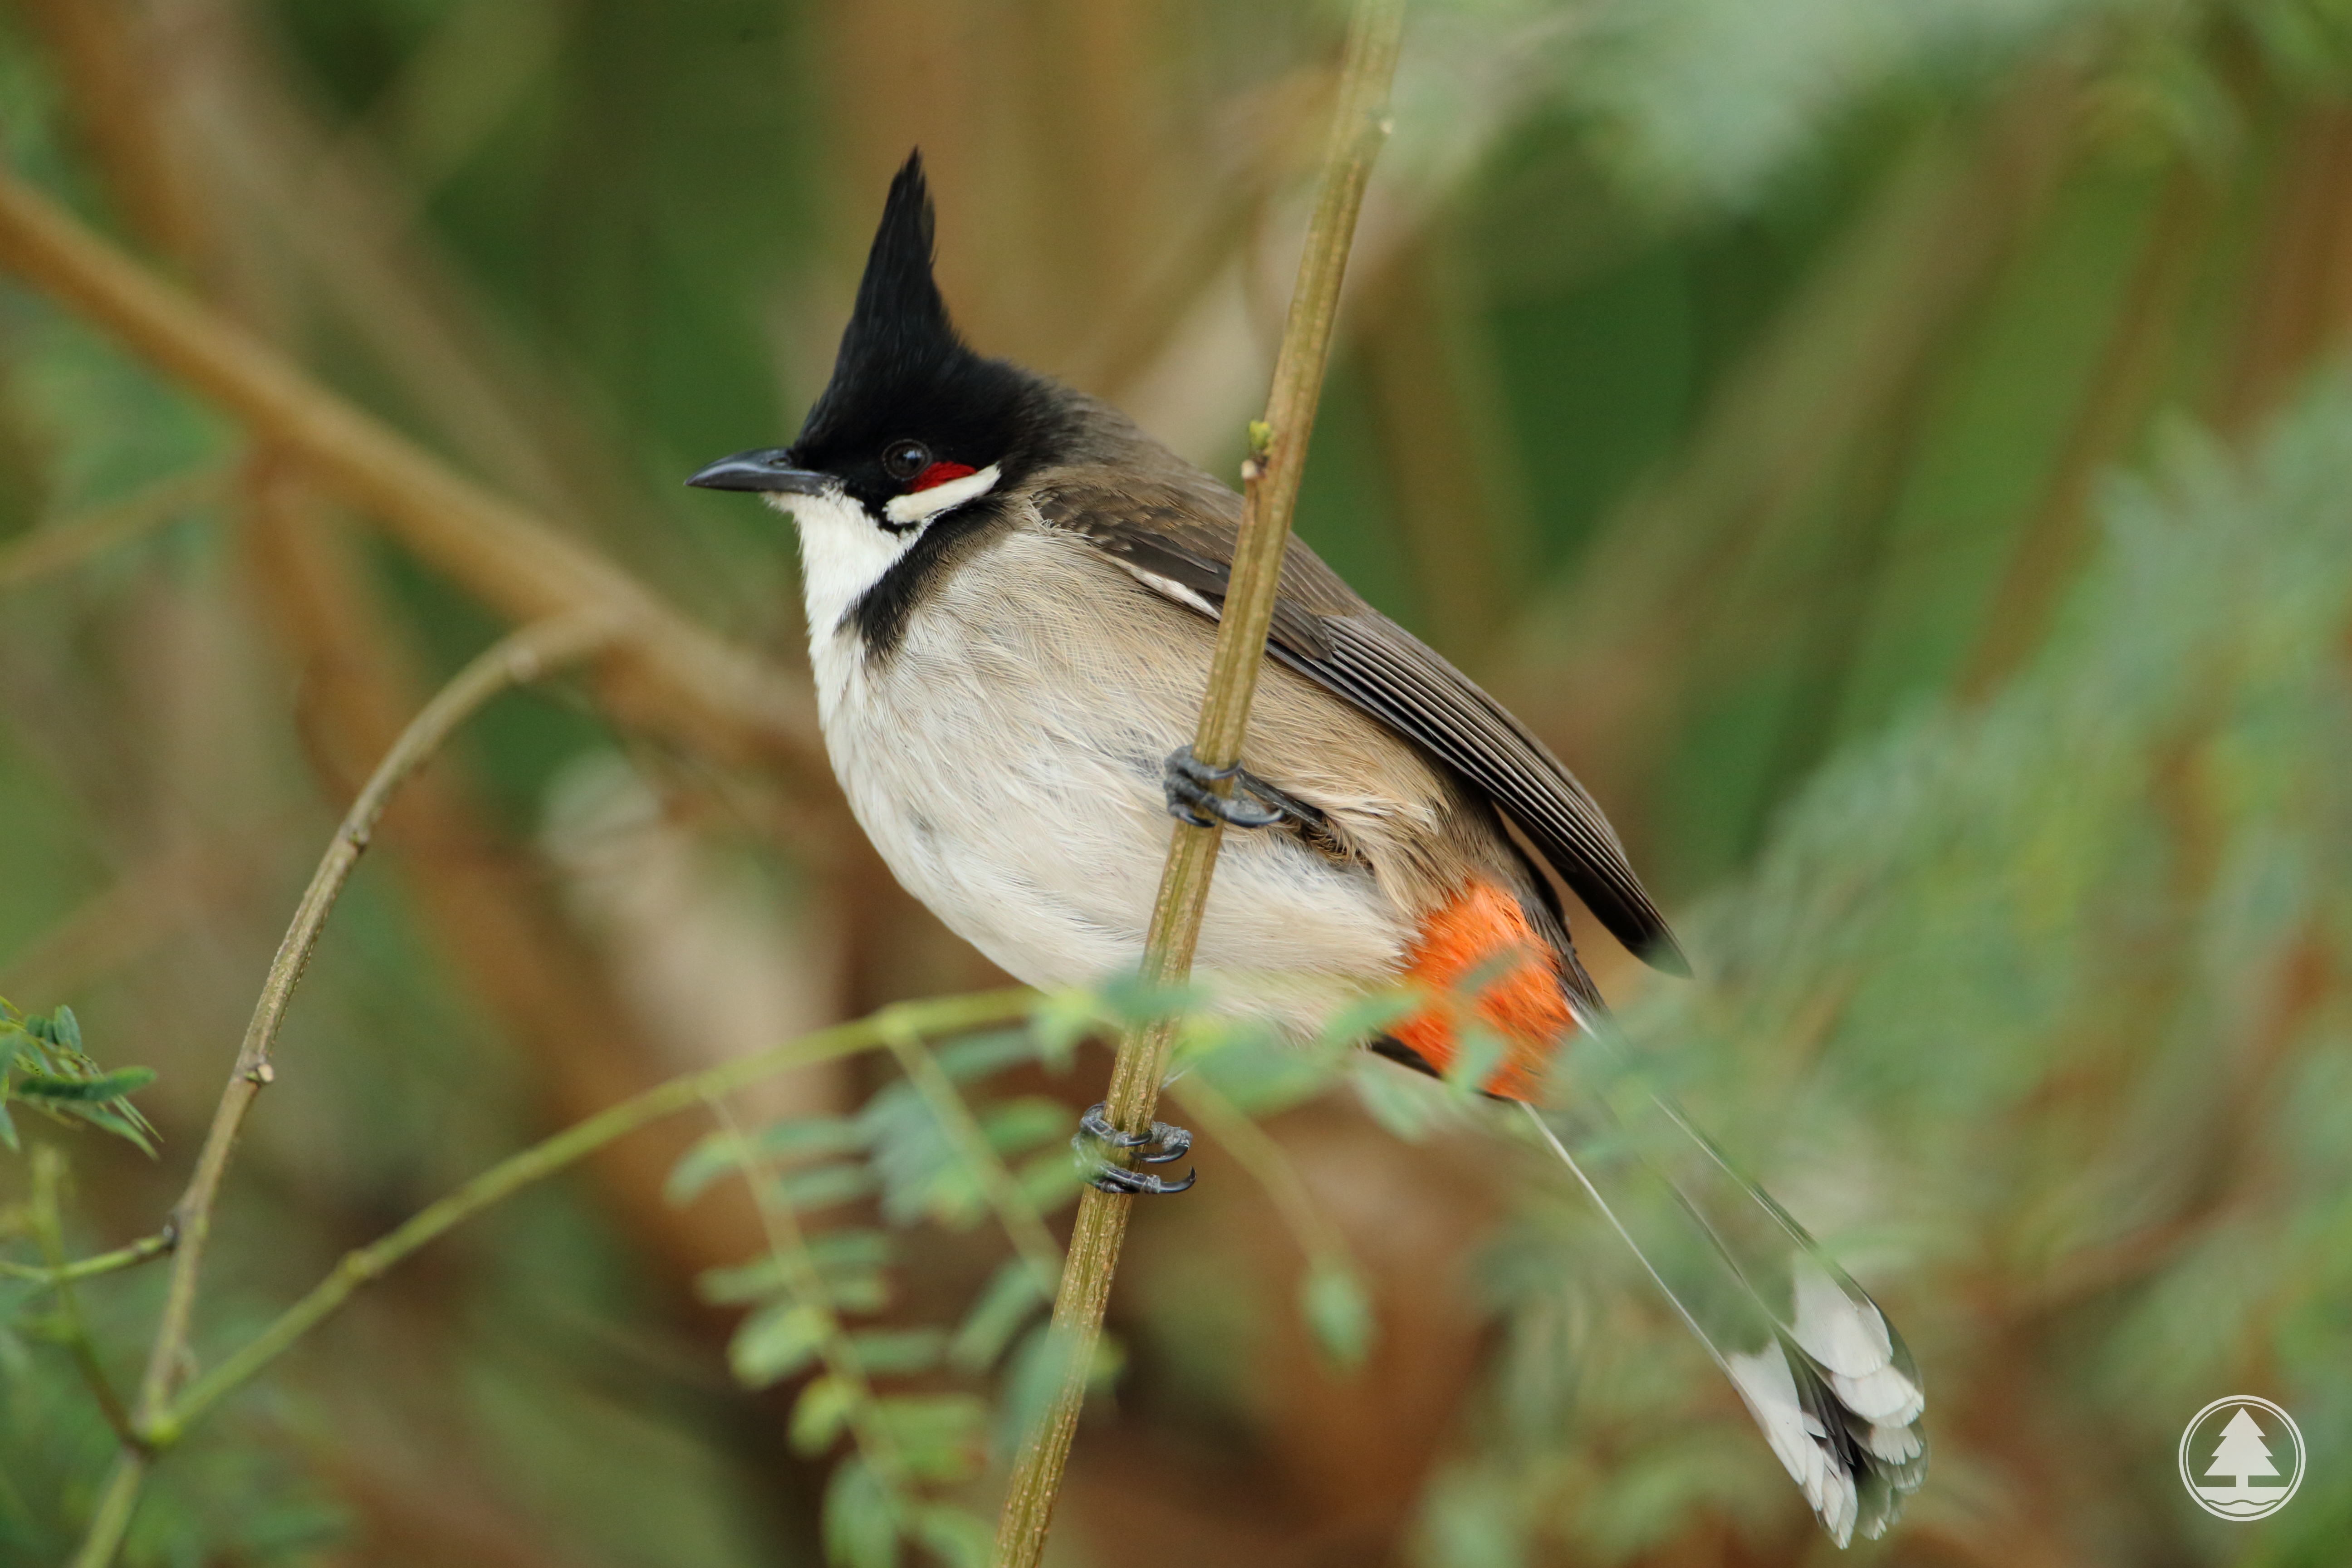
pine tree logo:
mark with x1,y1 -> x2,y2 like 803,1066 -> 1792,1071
2180,1396 -> 2304,1521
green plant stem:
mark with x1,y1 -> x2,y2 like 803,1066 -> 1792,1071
29,1147 -> 139,1448
148,989 -> 1033,1448
708,1097 -> 914,1501
989,5 -> 1404,1563
70,1455 -> 146,1568
1167,1076 -> 1358,1284
880,1019 -> 1064,1283
0,1225 -> 175,1289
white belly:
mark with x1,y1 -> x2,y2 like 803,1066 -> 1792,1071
807,527 -> 1408,1031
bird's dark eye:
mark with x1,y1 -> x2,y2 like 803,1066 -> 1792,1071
881,440 -> 931,481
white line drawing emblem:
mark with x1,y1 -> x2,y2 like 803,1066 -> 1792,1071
2180,1396 -> 2304,1522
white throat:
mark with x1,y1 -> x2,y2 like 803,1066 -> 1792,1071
767,461 -> 1004,645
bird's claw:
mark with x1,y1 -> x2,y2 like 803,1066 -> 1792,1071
1073,1102 -> 1196,1195
1163,745 -> 1289,831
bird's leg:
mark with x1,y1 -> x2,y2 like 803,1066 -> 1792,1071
1162,745 -> 1299,831
1072,1102 -> 1196,1196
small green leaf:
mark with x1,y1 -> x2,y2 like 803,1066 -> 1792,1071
778,1161 -> 877,1211
808,1228 -> 894,1273
792,1373 -> 857,1456
1191,1033 -> 1329,1115
872,1393 -> 986,1483
994,1323 -> 1073,1463
947,1258 -> 1050,1373
1014,1148 -> 1082,1213
697,1256 -> 786,1305
821,1455 -> 900,1568
15,1067 -> 154,1103
48,1006 -> 82,1054
0,1099 -> 16,1153
1090,974 -> 1210,1030
977,1096 -> 1065,1156
908,1505 -> 991,1568
1029,991 -> 1101,1069
666,1130 -> 748,1206
1300,1259 -> 1375,1370
759,1115 -> 872,1160
844,1326 -> 945,1375
1349,1053 -> 1457,1143
730,1300 -> 831,1388
993,1325 -> 1123,1463
71,1103 -> 157,1156
1313,987 -> 1424,1049
809,1230 -> 896,1312
817,1267 -> 892,1315
931,1028 -> 1039,1083
1444,1025 -> 1509,1100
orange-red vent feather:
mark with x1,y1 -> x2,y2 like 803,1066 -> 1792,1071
1390,880 -> 1575,1102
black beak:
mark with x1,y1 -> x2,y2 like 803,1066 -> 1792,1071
684,447 -> 833,494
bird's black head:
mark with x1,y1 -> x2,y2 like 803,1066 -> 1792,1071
686,151 -> 1058,532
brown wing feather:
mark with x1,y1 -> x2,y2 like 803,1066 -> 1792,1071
1035,475 -> 1687,975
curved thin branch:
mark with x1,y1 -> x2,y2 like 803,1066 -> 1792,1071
130,612 -> 618,1430
63,615 -> 617,1568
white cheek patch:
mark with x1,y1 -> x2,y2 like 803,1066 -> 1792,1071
883,462 -> 1001,526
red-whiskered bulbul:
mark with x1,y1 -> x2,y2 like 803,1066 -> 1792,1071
688,152 -> 1925,1544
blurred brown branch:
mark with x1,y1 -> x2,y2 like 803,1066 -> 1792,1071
1962,167 -> 2213,697
0,164 -> 830,791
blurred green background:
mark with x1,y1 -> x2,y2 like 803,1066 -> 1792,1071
1,0 -> 2349,1563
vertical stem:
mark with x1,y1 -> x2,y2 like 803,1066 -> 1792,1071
69,1454 -> 147,1568
988,5 -> 1405,1563
29,1147 -> 140,1447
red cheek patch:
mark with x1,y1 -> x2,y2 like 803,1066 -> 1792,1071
912,461 -> 978,492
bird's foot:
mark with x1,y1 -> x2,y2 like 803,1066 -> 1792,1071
1072,1102 -> 1196,1195
1163,745 -> 1291,831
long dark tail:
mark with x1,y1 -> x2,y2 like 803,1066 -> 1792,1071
1526,1007 -> 1927,1546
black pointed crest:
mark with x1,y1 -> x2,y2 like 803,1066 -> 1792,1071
795,151 -> 979,453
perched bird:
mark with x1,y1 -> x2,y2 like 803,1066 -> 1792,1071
689,151 -> 1925,1544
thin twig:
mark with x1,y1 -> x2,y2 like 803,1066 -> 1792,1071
131,612 -> 615,1427
62,615 -> 615,1568
0,165 -> 829,789
28,1147 -> 139,1448
989,6 -> 1404,1563
0,1225 -> 174,1289
1166,1077 -> 1358,1286
0,464 -> 232,594
879,1018 -> 1064,1284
